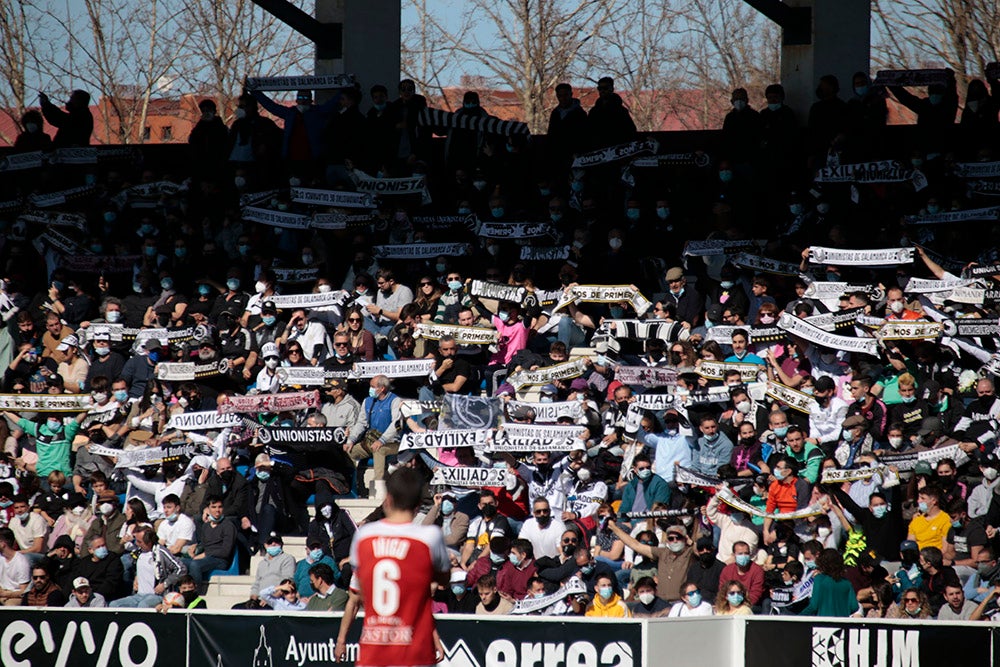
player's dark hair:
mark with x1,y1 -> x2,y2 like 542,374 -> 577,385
386,467 -> 424,511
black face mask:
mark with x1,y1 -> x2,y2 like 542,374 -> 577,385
536,463 -> 551,475
669,352 -> 682,365
617,401 -> 629,413
699,551 -> 716,566
219,470 -> 235,484
562,543 -> 576,556
536,515 -> 551,526
481,504 -> 498,519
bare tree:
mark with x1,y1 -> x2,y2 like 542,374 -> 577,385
37,0 -> 188,144
419,0 -> 617,133
0,0 -> 36,143
174,0 -> 313,119
872,0 -> 1000,86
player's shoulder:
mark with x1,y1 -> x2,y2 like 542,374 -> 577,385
354,519 -> 445,548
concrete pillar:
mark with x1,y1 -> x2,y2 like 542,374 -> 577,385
780,0 -> 870,122
316,0 -> 401,108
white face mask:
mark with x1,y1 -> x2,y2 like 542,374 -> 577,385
265,358 -> 279,370
889,300 -> 905,314
817,527 -> 831,538
318,284 -> 332,293
638,592 -> 655,605
254,281 -> 267,294
735,400 -> 751,414
320,505 -> 333,519
984,467 -> 999,481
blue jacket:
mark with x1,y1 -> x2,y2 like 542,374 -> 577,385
251,91 -> 339,159
619,473 -> 671,515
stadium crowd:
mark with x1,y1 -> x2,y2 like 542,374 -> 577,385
2,66 -> 1000,620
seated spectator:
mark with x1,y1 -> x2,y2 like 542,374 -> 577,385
295,541 -> 340,597
668,581 -> 714,617
64,576 -> 106,608
22,562 -> 67,607
260,578 -> 308,611
475,573 -> 513,615
584,572 -> 630,617
70,535 -> 124,602
183,495 -> 237,585
497,538 -> 537,600
718,540 -> 765,607
715,580 -> 753,615
231,534 -> 295,610
109,526 -> 186,609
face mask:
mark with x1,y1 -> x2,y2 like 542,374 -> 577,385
489,552 -> 506,565
733,399 -> 752,415
143,246 -> 157,258
727,592 -> 744,606
266,545 -> 282,557
491,207 -> 505,219
562,544 -> 575,556
704,433 -> 719,443
767,102 -> 781,111
719,170 -> 734,183
264,357 -> 279,370
817,527 -> 831,538
687,591 -> 703,607
918,501 -> 928,513
580,564 -> 595,575
888,299 -> 906,315
308,548 -> 325,561
773,426 -> 788,438
900,395 -> 916,404
160,278 -> 174,291
111,389 -> 128,403
883,436 -> 903,450
773,469 -> 787,481
93,546 -> 109,560
732,99 -> 746,111
597,586 -> 613,600
609,237 -> 624,250
47,419 -> 62,432
100,503 -> 114,516
571,180 -> 584,192
735,554 -> 751,567
91,343 -> 111,357
854,85 -> 869,97
637,468 -> 653,481
979,562 -> 994,576
368,387 -> 378,399
576,468 -> 591,482
817,202 -> 831,214
440,500 -> 455,515
638,592 -> 655,605
166,512 -> 179,523
929,94 -> 943,106
667,541 -> 685,553
789,203 -> 804,215
984,467 -> 1000,481
509,553 -> 522,567
226,279 -> 240,291
234,176 -> 247,188
451,584 -> 466,596
842,428 -> 856,441
653,208 -> 671,222
481,504 -> 498,519
872,505 -> 887,519
318,505 -> 333,520
496,310 -> 510,323
257,470 -> 271,482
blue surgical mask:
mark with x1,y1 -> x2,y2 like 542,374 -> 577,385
238,244 -> 249,255
257,470 -> 271,482
90,244 -> 103,254
490,552 -> 506,564
309,548 -> 324,561
160,278 -> 174,291
735,554 -> 751,567
872,505 -> 887,519
104,211 -> 117,223
491,207 -> 505,219
854,85 -> 869,97
767,103 -> 781,112
637,469 -> 653,481
918,501 -> 929,513
727,592 -> 744,606
509,553 -> 522,567
93,546 -> 109,560
687,591 -> 702,607
114,390 -> 128,402
656,207 -> 670,220
451,584 -> 466,596
773,426 -> 788,438
265,545 -> 282,557
226,279 -> 240,291
719,170 -> 734,183
720,280 -> 734,289
900,395 -> 916,404
773,469 -> 787,481
447,280 -> 462,291
598,586 -> 613,600
262,315 -> 276,326
47,419 -> 62,432
626,208 -> 641,221
198,284 -> 211,296
570,180 -> 584,192
842,428 -> 854,441
373,102 -> 386,112
144,246 -> 157,257
368,387 -> 378,399
457,207 -> 472,215
497,310 -> 510,322
539,187 -> 551,196
442,500 -> 455,515
804,559 -> 816,570
789,204 -> 804,215
580,564 -> 595,575
174,247 -> 187,258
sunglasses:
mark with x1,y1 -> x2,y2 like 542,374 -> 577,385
334,342 -> 349,347
534,509 -> 551,515
348,318 -> 362,323
562,538 -> 579,544
420,282 -> 433,286
666,536 -> 684,542
32,575 -> 47,580
903,597 -> 920,603
288,349 -> 302,354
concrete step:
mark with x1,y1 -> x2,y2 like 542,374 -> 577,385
206,574 -> 254,597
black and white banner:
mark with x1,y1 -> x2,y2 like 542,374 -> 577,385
630,393 -> 678,411
371,243 -> 469,259
554,284 -> 652,316
166,410 -> 242,431
239,189 -> 280,208
905,277 -> 979,293
510,577 -> 587,614
275,367 -> 332,386
0,151 -> 45,171
674,466 -> 744,489
256,427 -> 344,446
953,161 -> 1000,179
904,206 -> 1000,225
430,465 -> 506,487
813,160 -> 912,184
878,443 -> 970,472
820,466 -> 886,484
803,307 -> 864,333
478,221 -> 556,239
571,138 -> 659,168
29,185 -> 95,208
488,433 -> 576,452
630,152 -> 711,168
34,228 -> 88,257
520,245 -> 570,261
803,281 -> 885,303
241,206 -> 311,229
941,318 -> 1000,337
0,393 -> 89,412
501,423 -> 587,441
417,107 -> 530,136
400,429 -> 491,450
411,214 -> 479,231
352,170 -> 429,201
596,319 -> 683,342
731,253 -> 800,276
89,442 -> 197,469
400,399 -> 443,418
766,381 -> 819,414
698,361 -> 763,382
506,400 -> 584,423
349,359 -> 435,379
964,263 -> 1000,279
311,211 -> 376,230
967,180 -> 1000,197
289,187 -> 375,209
63,254 -> 139,274
876,321 -> 942,340
220,390 -> 320,414
683,239 -> 763,257
155,360 -> 230,381
624,508 -> 693,519
717,486 -> 823,519
872,68 -> 951,87
469,280 -> 527,304
267,291 -> 349,309
246,74 -> 356,90
49,147 -> 100,165
808,246 -> 914,266
707,325 -> 786,345
413,323 -> 499,345
614,366 -> 678,387
272,267 -> 320,283
778,312 -> 879,355
507,359 -> 588,389
17,210 -> 87,233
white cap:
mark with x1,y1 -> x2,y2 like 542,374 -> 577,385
56,334 -> 79,351
261,342 -> 279,359
72,577 -> 90,590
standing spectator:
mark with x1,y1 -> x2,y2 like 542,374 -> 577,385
586,77 -> 636,149
38,90 -> 93,147
799,549 -> 859,617
189,99 -> 229,180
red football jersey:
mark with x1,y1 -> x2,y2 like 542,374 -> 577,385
350,520 -> 450,667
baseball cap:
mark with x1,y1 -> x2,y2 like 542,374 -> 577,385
706,303 -> 724,324
842,415 -> 866,429
56,334 -> 79,352
540,384 -> 558,396
144,338 -> 164,352
450,570 -> 467,584
325,377 -> 345,391
495,383 -> 516,397
261,342 -> 279,359
917,417 -> 942,437
261,301 -> 277,315
665,267 -> 684,282
913,461 -> 933,476
570,378 -> 589,391
265,533 -> 283,546
664,524 -> 687,537
72,577 -> 91,590
900,540 -> 919,553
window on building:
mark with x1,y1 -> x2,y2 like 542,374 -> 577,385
142,127 -> 151,141
160,125 -> 173,141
